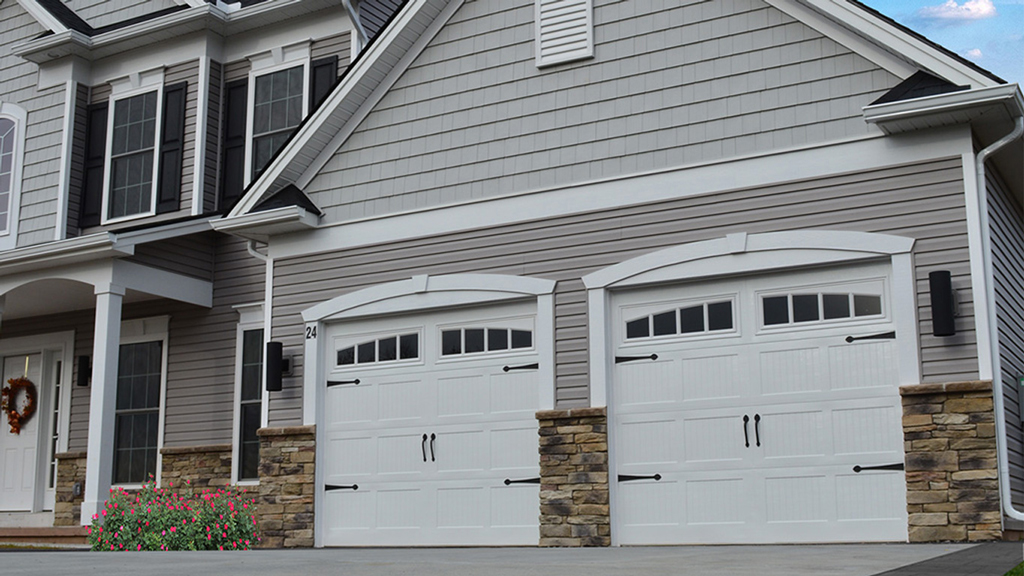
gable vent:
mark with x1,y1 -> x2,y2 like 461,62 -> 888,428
535,0 -> 594,68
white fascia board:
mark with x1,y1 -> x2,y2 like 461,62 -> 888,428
228,0 -> 457,218
212,207 -> 320,243
0,233 -> 128,276
16,0 -> 69,34
776,0 -> 999,88
113,216 -> 218,247
863,84 -> 1024,133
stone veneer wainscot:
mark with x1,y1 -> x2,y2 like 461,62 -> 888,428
257,425 -> 315,548
901,380 -> 1000,542
53,451 -> 88,526
159,444 -> 233,495
536,407 -> 610,547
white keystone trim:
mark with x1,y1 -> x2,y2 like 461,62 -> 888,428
584,230 -> 921,409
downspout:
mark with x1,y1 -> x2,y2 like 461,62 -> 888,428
246,239 -> 268,263
977,115 -> 1024,522
342,0 -> 368,53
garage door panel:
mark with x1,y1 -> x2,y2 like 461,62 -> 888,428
681,354 -> 742,402
828,342 -> 898,390
491,427 -> 540,471
760,410 -> 825,460
378,433 -> 428,475
764,475 -> 828,524
832,405 -> 902,456
617,419 -> 677,467
433,430 -> 487,473
325,435 -> 375,477
437,375 -> 487,418
491,484 -> 540,528
489,372 -> 538,415
327,384 -> 376,424
324,489 -> 374,531
617,359 -> 680,407
379,379 -> 430,421
683,415 -> 746,464
758,347 -> 823,395
618,479 -> 682,530
437,486 -> 486,528
836,472 -> 905,522
377,488 -> 425,529
685,477 -> 747,525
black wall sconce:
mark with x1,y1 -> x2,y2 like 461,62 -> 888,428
266,342 -> 283,392
929,270 -> 957,337
76,355 -> 91,387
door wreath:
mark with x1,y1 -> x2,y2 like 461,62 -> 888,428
1,377 -> 38,435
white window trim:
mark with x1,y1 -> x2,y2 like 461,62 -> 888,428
244,43 -> 311,187
231,302 -> 264,485
100,70 -> 166,226
112,316 -> 170,489
0,102 -> 27,251
534,0 -> 595,68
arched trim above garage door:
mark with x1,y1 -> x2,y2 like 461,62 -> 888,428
301,273 -> 557,426
582,230 -> 920,408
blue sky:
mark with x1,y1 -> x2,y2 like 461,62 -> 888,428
858,0 -> 1023,85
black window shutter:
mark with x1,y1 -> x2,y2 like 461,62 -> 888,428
310,56 -> 338,111
220,78 -> 248,209
80,102 -> 108,228
156,81 -> 188,214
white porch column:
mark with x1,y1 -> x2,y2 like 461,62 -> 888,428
81,284 -> 124,525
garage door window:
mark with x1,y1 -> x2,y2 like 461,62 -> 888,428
441,327 -> 533,356
626,300 -> 734,340
337,333 -> 419,366
762,292 -> 883,327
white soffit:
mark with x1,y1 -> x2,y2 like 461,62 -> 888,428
863,84 -> 1024,135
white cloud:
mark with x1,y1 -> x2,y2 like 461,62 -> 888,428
964,48 -> 984,59
916,0 -> 997,21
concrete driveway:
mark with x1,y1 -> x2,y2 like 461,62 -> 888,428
2,543 -> 1017,576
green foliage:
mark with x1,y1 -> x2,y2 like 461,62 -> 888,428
1006,561 -> 1024,576
87,480 -> 259,551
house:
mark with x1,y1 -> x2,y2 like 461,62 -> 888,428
0,0 -> 1021,549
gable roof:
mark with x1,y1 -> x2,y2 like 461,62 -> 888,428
227,0 -> 1009,220
34,0 -> 188,36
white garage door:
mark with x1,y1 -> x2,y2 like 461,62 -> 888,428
321,301 -> 541,546
611,261 -> 908,544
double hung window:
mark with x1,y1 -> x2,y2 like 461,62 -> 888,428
113,340 -> 163,484
107,92 -> 158,220
0,117 -> 15,235
251,66 -> 304,177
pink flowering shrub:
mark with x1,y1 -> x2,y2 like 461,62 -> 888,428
87,479 -> 259,551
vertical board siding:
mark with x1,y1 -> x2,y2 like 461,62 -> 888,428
66,83 -> 90,238
268,157 -> 976,425
312,31 -> 353,67
305,0 -> 899,223
63,0 -> 179,29
989,168 -> 1024,512
204,61 -> 223,214
165,60 -> 201,215
1,2 -> 64,248
128,233 -> 217,281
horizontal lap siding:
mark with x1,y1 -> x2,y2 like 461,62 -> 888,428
224,60 -> 251,84
312,31 -> 353,67
1,2 -> 64,248
165,60 -> 201,215
64,0 -> 179,29
305,0 -> 899,223
989,168 -> 1024,514
269,157 -> 975,425
128,233 -> 217,281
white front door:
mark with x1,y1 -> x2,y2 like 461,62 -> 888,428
0,353 -> 42,511
321,302 -> 541,546
612,261 -> 908,544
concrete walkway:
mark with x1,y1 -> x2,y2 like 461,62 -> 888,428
1,543 -> 1016,576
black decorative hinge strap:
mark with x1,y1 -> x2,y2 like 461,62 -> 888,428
853,463 -> 905,473
615,354 -> 659,364
845,331 -> 896,343
327,379 -> 361,387
618,474 -> 662,482
503,477 -> 541,485
325,484 -> 359,491
503,363 -> 539,372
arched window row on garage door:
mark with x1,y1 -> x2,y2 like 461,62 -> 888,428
625,299 -> 735,340
336,332 -> 420,366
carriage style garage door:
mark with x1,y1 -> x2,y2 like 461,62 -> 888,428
611,261 -> 908,544
320,301 -> 541,546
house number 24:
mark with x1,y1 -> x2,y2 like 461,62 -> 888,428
305,326 -> 317,340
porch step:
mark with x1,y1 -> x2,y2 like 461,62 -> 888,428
0,527 -> 90,548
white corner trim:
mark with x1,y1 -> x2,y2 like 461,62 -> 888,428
15,0 -> 69,34
302,273 -> 557,323
191,57 -> 212,216
54,81 -> 77,242
582,230 -> 916,290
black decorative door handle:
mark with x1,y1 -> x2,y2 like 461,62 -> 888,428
618,474 -> 662,482
743,415 -> 750,448
503,363 -> 539,372
615,354 -> 658,364
325,484 -> 359,491
503,477 -> 541,485
429,433 -> 436,462
421,434 -> 428,462
327,379 -> 360,387
754,414 -> 761,447
845,331 -> 895,343
853,463 -> 905,473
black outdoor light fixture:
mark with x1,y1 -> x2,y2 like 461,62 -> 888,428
76,355 -> 91,387
266,342 -> 284,392
928,270 -> 957,337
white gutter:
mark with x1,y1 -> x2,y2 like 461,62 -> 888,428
342,0 -> 368,52
979,115 -> 1024,523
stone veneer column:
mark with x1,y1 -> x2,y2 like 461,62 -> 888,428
257,425 -> 315,548
54,451 -> 88,526
159,444 -> 233,496
536,407 -> 610,547
901,381 -> 1000,542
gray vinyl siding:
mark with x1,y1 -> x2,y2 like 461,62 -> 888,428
128,233 -> 217,281
305,0 -> 900,223
268,157 -> 976,424
989,167 -> 1024,514
1,2 -> 65,248
66,83 -> 90,239
312,31 -> 353,67
360,0 -> 405,40
64,0 -> 179,29
224,60 -> 251,84
166,60 -> 201,215
90,83 -> 112,105
204,61 -> 223,214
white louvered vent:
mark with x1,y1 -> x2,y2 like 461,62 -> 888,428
535,0 -> 594,68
